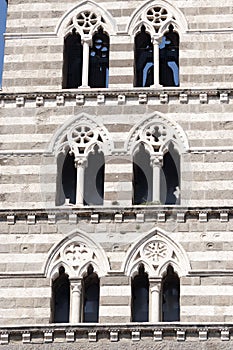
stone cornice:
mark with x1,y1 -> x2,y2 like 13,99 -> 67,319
0,87 -> 232,106
0,206 -> 232,225
0,323 -> 233,343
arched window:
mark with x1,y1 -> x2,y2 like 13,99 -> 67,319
132,264 -> 149,322
63,30 -> 83,89
159,25 -> 179,87
83,265 -> 100,322
134,26 -> 153,87
89,28 -> 109,88
133,143 -> 152,204
84,145 -> 105,205
161,265 -> 180,321
52,266 -> 70,323
161,143 -> 180,205
61,151 -> 76,205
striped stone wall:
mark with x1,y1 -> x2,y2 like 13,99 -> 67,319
2,1 -> 233,91
0,91 -> 233,208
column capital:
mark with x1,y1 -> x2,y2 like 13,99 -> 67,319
150,155 -> 163,168
151,34 -> 162,45
70,279 -> 82,292
149,277 -> 162,291
81,34 -> 92,46
74,158 -> 87,168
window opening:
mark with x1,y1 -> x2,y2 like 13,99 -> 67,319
159,25 -> 179,86
132,264 -> 149,322
133,143 -> 152,204
84,145 -> 105,205
161,265 -> 180,321
83,265 -> 100,322
134,26 -> 154,87
89,28 -> 109,88
161,143 -> 180,205
63,30 -> 83,89
62,152 -> 77,205
52,266 -> 70,323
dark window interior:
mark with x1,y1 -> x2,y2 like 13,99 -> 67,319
159,25 -> 179,87
161,144 -> 180,205
84,146 -> 105,205
132,264 -> 149,322
52,266 -> 70,323
63,30 -> 83,89
83,265 -> 100,322
162,265 -> 180,321
134,26 -> 154,87
133,143 -> 152,204
89,28 -> 109,88
62,152 -> 77,205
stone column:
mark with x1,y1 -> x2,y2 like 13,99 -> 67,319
151,36 -> 162,88
75,158 -> 87,205
70,279 -> 82,323
81,35 -> 92,88
151,156 -> 163,204
149,278 -> 162,322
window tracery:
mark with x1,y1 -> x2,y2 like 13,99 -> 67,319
63,9 -> 109,89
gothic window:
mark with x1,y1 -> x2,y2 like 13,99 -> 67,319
132,6 -> 180,87
161,143 -> 180,205
52,266 -> 70,323
89,28 -> 109,88
84,145 -> 105,205
132,264 -> 149,322
133,143 -> 152,204
56,122 -> 107,206
83,265 -> 100,322
161,265 -> 180,321
132,123 -> 181,205
134,26 -> 154,87
61,151 -> 76,205
63,30 -> 83,89
159,25 -> 179,87
62,11 -> 110,89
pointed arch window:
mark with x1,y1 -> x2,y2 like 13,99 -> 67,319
133,5 -> 180,88
159,25 -> 179,87
83,265 -> 100,322
133,143 -> 152,204
132,125 -> 181,205
63,30 -> 83,89
52,266 -> 70,323
161,265 -> 180,321
134,26 -> 154,87
62,11 -> 110,89
89,28 -> 109,88
132,264 -> 149,322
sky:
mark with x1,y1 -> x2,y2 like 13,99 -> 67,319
0,0 -> 7,87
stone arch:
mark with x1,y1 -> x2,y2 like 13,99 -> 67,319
56,0 -> 117,38
126,112 -> 189,156
122,227 -> 191,278
127,0 -> 188,37
44,229 -> 110,279
48,113 -> 113,157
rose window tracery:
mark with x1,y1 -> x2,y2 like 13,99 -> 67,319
71,126 -> 94,145
146,7 -> 168,25
77,11 -> 98,34
142,240 -> 169,263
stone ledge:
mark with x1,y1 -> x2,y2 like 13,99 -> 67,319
0,88 -> 232,108
0,323 -> 233,344
0,207 -> 231,226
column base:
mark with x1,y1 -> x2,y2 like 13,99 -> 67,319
150,84 -> 163,89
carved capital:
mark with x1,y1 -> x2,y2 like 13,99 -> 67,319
150,155 -> 163,167
74,158 -> 87,168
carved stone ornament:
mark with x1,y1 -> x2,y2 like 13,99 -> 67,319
141,240 -> 171,263
63,242 -> 94,267
141,6 -> 174,34
66,10 -> 105,37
